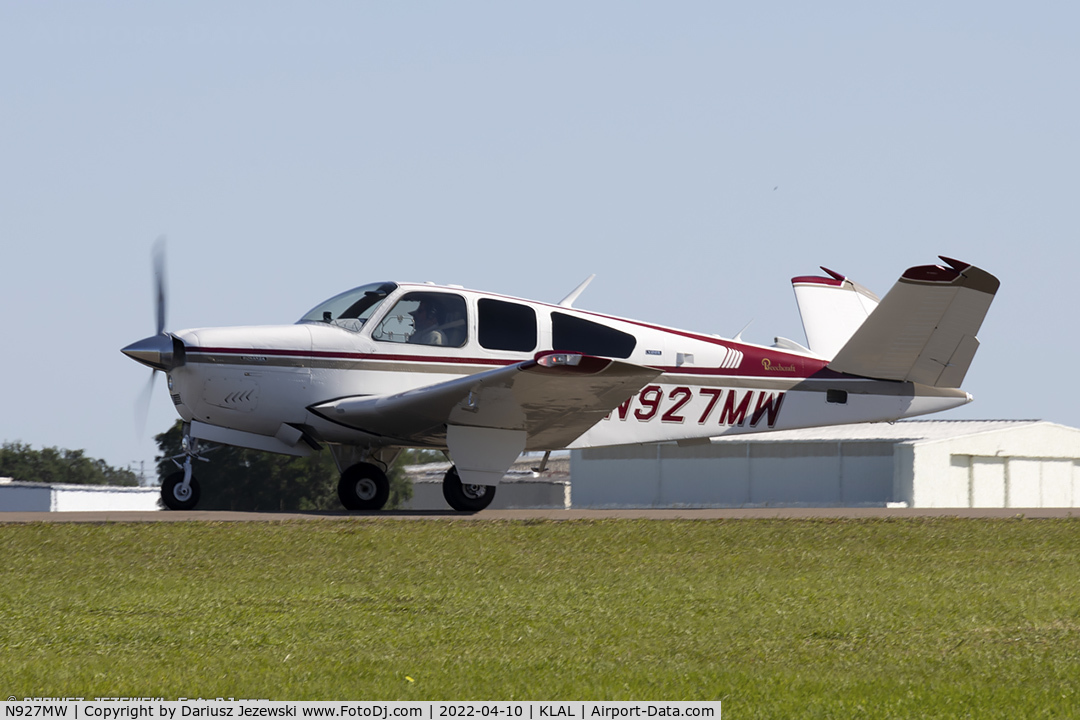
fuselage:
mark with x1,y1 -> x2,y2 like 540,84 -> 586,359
154,280 -> 971,455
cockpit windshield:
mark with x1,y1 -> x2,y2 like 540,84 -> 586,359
297,282 -> 397,332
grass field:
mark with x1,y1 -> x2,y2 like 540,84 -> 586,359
1,518 -> 1079,717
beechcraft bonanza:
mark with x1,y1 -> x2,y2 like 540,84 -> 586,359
123,255 -> 998,511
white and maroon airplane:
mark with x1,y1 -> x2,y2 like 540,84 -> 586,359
123,255 -> 998,511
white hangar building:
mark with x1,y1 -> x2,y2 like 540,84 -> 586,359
0,479 -> 161,512
569,420 -> 1080,509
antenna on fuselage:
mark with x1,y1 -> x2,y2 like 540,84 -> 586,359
733,319 -> 754,343
559,274 -> 596,308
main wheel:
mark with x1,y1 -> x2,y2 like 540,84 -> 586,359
338,462 -> 390,511
161,471 -> 200,510
442,466 -> 496,512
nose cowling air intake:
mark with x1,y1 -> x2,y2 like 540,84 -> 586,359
121,332 -> 187,372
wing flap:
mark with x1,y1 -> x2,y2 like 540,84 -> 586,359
309,353 -> 661,450
827,257 -> 999,388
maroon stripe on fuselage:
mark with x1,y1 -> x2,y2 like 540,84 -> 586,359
187,346 -> 517,367
187,345 -> 835,380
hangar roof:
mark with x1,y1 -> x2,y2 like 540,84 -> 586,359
709,419 -> 1048,444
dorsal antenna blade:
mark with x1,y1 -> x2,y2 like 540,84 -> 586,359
733,319 -> 754,343
559,274 -> 596,308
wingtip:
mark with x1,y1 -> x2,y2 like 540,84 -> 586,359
939,256 -> 972,272
791,266 -> 847,287
937,256 -> 1001,295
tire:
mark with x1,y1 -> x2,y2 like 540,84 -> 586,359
161,471 -> 200,510
442,466 -> 496,512
338,462 -> 390,511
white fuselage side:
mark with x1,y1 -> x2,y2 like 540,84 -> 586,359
164,282 -> 970,455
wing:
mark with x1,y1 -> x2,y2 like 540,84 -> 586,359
827,257 -> 999,388
309,352 -> 662,451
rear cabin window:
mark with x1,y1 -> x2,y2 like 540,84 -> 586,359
551,312 -> 637,359
478,299 -> 537,352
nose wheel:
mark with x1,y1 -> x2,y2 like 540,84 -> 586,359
161,471 -> 201,510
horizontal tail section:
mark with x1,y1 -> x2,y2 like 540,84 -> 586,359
791,267 -> 880,360
827,257 -> 999,388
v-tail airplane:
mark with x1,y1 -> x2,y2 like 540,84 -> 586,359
122,253 -> 999,512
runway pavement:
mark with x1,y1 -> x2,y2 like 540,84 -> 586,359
0,507 -> 1077,523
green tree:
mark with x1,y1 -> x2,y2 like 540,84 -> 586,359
154,422 -> 412,511
387,451 -> 420,508
397,448 -> 445,465
0,442 -> 137,485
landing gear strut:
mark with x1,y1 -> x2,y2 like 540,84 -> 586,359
160,430 -> 209,510
442,466 -> 496,512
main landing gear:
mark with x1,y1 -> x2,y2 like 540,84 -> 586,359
442,466 -> 496,512
334,461 -> 496,512
337,462 -> 390,511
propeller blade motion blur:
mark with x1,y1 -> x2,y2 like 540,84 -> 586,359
153,235 -> 166,335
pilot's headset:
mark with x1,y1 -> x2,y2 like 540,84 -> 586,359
422,296 -> 447,325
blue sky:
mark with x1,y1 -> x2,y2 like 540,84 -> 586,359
2,3 -> 1077,476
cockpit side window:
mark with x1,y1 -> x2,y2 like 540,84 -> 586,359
372,292 -> 468,348
298,282 -> 397,333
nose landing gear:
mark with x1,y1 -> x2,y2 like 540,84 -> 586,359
160,431 -> 211,510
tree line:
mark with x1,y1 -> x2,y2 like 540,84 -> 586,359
3,424 -> 423,512
0,442 -> 138,486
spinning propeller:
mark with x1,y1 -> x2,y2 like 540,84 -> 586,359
123,237 -> 186,435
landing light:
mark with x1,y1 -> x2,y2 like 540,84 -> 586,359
536,351 -> 584,368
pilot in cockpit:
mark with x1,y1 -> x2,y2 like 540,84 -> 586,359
408,298 -> 448,346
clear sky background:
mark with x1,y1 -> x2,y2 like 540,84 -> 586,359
2,3 -> 1077,478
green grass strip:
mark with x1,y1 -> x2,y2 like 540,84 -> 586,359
1,518 -> 1079,717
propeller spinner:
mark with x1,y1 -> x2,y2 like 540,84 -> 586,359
121,332 -> 186,372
